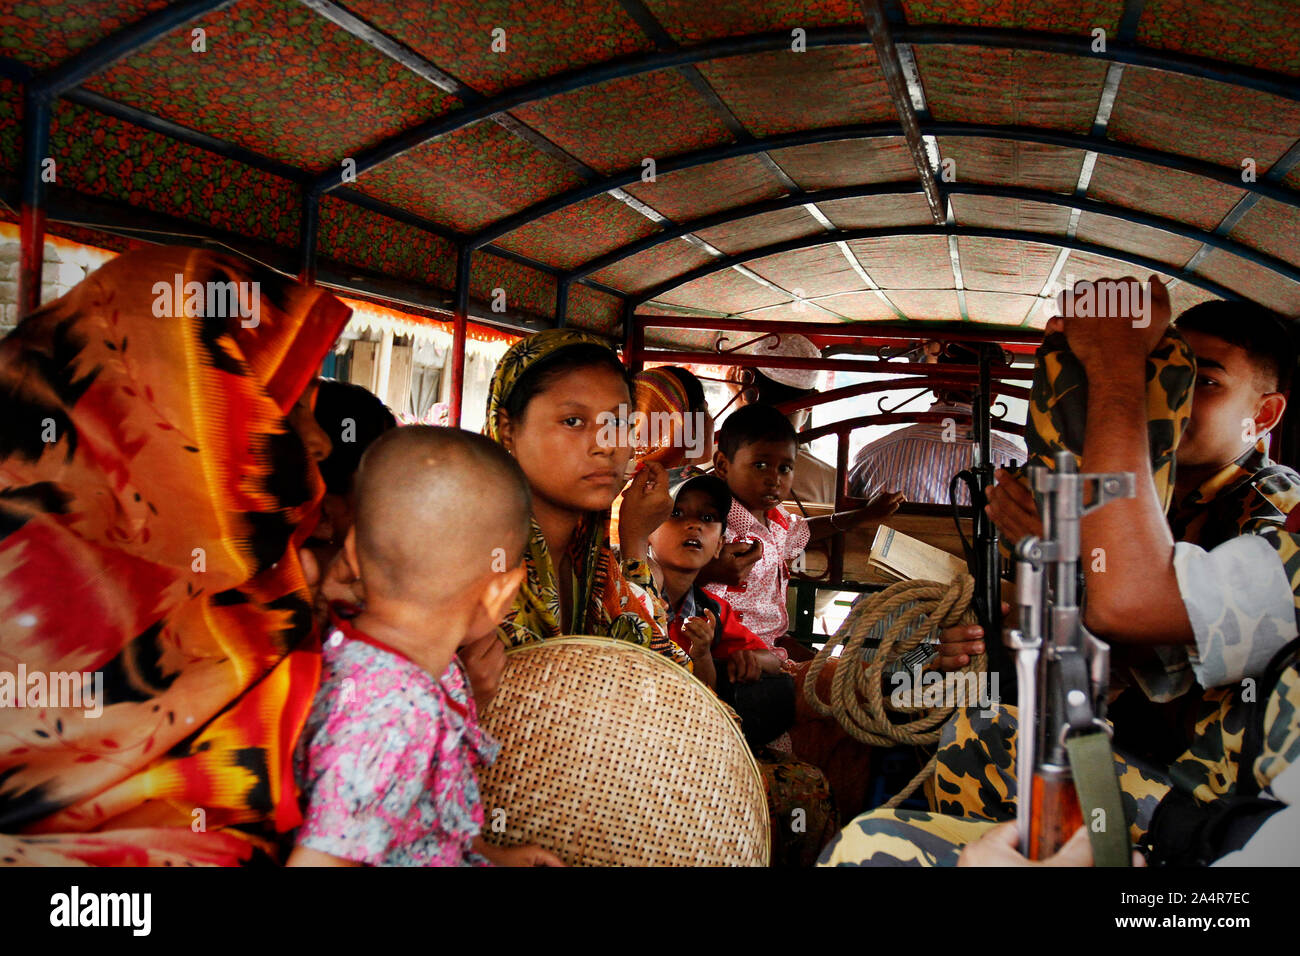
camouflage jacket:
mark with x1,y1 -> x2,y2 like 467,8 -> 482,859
1163,528 -> 1300,809
1019,328 -> 1300,699
1137,444 -> 1300,701
1169,442 -> 1300,551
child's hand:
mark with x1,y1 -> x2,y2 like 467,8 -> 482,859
682,608 -> 717,660
727,649 -> 764,683
491,844 -> 566,867
617,460 -> 673,561
860,490 -> 905,523
699,538 -> 763,587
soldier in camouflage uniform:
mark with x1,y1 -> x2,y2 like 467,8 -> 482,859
821,523 -> 1300,866
819,282 -> 1300,865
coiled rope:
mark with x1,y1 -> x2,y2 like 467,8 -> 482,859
803,574 -> 986,808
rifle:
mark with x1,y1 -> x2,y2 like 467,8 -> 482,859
950,342 -> 1010,688
1005,450 -> 1135,863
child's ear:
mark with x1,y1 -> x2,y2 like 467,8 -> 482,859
713,450 -> 728,479
712,536 -> 724,560
483,564 -> 526,622
342,527 -> 361,582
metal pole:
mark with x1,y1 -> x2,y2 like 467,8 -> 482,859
623,302 -> 644,374
449,245 -> 471,427
18,91 -> 50,318
555,277 -> 570,328
973,344 -> 1008,687
298,188 -> 320,285
831,429 -> 849,582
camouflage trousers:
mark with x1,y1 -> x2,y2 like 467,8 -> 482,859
927,704 -> 1171,844
819,669 -> 1300,866
819,809 -> 997,866
816,703 -> 1169,867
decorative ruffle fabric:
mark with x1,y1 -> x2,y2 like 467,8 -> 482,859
0,247 -> 351,865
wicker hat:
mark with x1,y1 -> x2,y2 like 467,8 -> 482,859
477,637 -> 770,866
731,333 -> 821,390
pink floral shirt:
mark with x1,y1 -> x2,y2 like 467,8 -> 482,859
704,499 -> 810,660
294,613 -> 498,866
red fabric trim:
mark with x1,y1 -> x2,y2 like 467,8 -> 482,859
1285,506 -> 1300,534
325,605 -> 470,720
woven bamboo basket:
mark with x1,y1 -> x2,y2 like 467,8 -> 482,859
477,637 -> 770,867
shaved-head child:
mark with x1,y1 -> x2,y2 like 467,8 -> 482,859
290,426 -> 561,868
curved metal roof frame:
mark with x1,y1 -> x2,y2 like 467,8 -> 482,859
315,25 -> 1300,193
10,1 -> 1300,337
564,182 -> 1300,288
631,226 -> 1244,311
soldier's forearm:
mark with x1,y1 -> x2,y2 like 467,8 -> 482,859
1079,366 -> 1193,644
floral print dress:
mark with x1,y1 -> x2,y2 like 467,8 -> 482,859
294,613 -> 498,866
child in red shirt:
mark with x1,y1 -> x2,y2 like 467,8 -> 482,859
649,474 -> 793,748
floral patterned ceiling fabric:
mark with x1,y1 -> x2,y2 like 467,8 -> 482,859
0,0 -> 1296,335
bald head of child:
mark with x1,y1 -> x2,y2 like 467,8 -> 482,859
345,426 -> 531,655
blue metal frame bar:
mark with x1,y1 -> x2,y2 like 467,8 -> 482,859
1117,0 -> 1149,42
555,277 -> 571,328
471,123 -> 900,247
562,182 -> 1300,287
473,122 -> 1300,251
299,187 -> 320,284
308,24 -> 1300,193
615,0 -> 800,191
566,183 -> 924,280
633,226 -> 1244,305
1184,135 -> 1300,275
64,87 -> 311,183
928,123 -> 1300,207
297,0 -> 604,185
30,68 -> 626,302
6,162 -> 543,337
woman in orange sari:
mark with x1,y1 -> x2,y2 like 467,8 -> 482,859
0,247 -> 350,866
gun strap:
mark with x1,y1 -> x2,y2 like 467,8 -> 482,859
1066,731 -> 1131,867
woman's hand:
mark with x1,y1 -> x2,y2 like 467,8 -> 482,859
459,633 -> 508,710
617,461 -> 673,562
303,547 -> 365,625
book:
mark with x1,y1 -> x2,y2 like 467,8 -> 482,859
866,525 -> 970,585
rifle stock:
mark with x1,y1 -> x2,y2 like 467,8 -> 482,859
1007,451 -> 1135,861
1028,765 -> 1083,859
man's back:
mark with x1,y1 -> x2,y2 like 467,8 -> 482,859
848,402 -> 1024,505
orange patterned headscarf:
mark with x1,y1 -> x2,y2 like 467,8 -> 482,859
632,367 -> 690,467
0,247 -> 351,866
